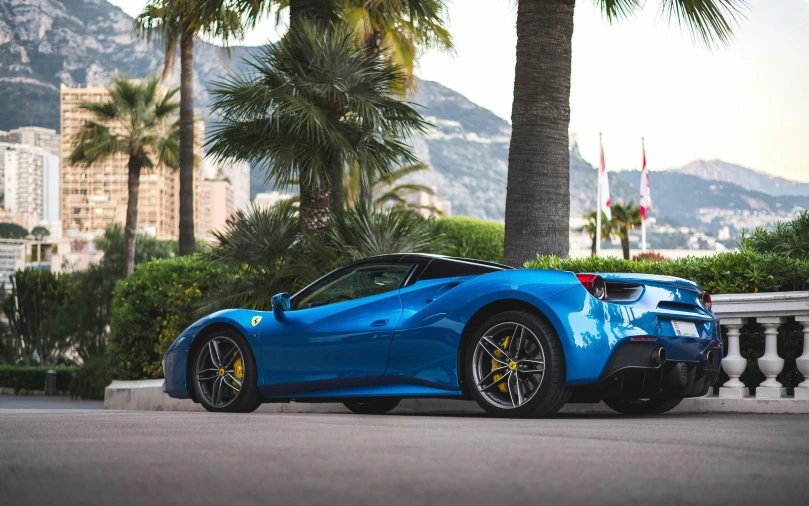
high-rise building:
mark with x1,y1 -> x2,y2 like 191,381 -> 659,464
0,143 -> 47,219
8,127 -> 60,157
60,84 -> 201,239
198,178 -> 235,242
203,158 -> 251,211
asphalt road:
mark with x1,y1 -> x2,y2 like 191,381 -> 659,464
1,409 -> 808,506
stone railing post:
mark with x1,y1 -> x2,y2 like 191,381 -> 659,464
719,317 -> 749,398
795,315 -> 809,400
756,316 -> 786,398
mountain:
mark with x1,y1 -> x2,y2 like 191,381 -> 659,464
668,159 -> 809,197
615,169 -> 809,234
0,0 -> 253,132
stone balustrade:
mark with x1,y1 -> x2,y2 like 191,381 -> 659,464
713,291 -> 809,399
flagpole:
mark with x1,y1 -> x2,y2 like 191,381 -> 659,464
596,132 -> 602,256
641,137 -> 647,252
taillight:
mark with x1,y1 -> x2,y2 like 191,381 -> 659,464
576,273 -> 607,300
701,291 -> 712,311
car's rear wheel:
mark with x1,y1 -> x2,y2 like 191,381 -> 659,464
465,311 -> 570,418
343,398 -> 400,415
192,329 -> 262,413
604,396 -> 682,415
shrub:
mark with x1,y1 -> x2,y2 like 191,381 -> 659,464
740,210 -> 809,260
525,251 -> 809,294
632,251 -> 665,262
109,255 -> 227,380
69,356 -> 113,400
434,216 -> 504,263
0,365 -> 78,393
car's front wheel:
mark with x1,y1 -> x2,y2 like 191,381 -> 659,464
343,398 -> 400,415
192,329 -> 262,413
465,311 -> 570,418
604,396 -> 683,415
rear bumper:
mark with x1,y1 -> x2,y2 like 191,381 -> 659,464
571,339 -> 723,401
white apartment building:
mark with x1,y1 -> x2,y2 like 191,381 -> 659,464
8,127 -> 61,157
0,143 -> 52,220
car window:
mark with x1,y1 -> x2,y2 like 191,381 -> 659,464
296,264 -> 412,309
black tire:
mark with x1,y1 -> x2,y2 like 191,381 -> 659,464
191,329 -> 262,413
343,398 -> 401,415
464,311 -> 571,418
604,396 -> 683,415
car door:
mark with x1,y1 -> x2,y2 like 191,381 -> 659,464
259,261 -> 413,394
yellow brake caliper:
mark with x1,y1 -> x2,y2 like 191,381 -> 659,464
232,358 -> 244,394
492,336 -> 510,393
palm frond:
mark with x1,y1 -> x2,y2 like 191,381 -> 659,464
206,20 -> 430,199
659,0 -> 747,48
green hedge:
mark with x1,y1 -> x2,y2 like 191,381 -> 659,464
69,356 -> 113,400
109,255 -> 227,380
434,216 -> 504,263
525,251 -> 809,294
527,251 -> 809,393
0,365 -> 79,393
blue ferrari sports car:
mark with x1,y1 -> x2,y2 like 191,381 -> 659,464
163,254 -> 721,417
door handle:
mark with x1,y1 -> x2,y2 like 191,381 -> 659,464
371,319 -> 388,327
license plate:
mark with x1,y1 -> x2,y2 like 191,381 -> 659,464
672,320 -> 700,337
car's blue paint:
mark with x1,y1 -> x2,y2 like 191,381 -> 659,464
258,289 -> 404,395
163,262 -> 721,401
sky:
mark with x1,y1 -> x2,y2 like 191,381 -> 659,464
110,0 -> 809,181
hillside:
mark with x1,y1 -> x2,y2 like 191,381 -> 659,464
0,0 -> 253,131
669,159 -> 809,197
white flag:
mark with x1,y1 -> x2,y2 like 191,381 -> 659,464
599,136 -> 612,220
639,139 -> 651,219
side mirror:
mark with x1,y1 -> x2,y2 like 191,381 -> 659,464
271,292 -> 291,320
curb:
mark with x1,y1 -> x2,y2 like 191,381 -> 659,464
104,380 -> 809,414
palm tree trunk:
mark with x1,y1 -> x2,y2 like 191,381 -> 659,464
289,0 -> 330,23
621,225 -> 630,260
329,153 -> 344,214
290,0 -> 334,232
299,180 -> 331,236
178,29 -> 195,256
591,233 -> 596,257
124,154 -> 142,278
503,0 -> 575,266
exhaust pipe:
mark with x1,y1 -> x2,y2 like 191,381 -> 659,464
651,346 -> 667,366
703,349 -> 716,367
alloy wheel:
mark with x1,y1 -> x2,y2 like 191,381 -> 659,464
471,322 -> 546,409
195,336 -> 245,409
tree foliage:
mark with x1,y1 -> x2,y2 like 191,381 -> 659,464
3,270 -> 72,366
30,226 -> 50,241
740,210 -> 809,261
610,201 -> 642,260
0,223 -> 29,239
206,21 -> 429,234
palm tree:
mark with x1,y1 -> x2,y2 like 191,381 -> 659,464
344,162 -> 442,214
69,76 -> 180,278
136,0 -> 263,256
337,1 -> 452,82
503,0 -> 747,267
610,201 -> 642,260
206,22 -> 429,236
579,210 -> 613,257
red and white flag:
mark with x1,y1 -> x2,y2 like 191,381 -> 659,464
639,139 -> 651,220
599,136 -> 612,220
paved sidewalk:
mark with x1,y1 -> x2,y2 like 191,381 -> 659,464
0,395 -> 103,410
